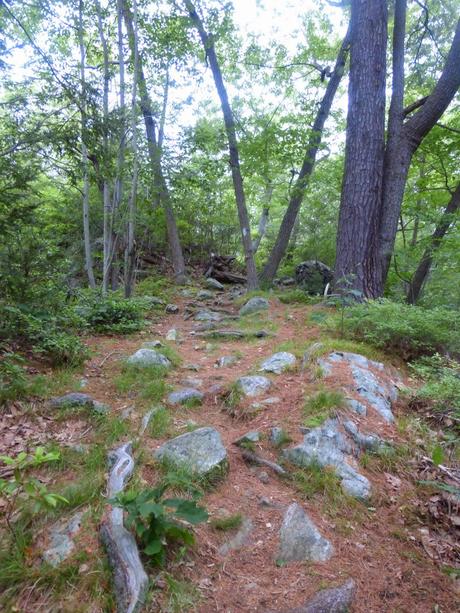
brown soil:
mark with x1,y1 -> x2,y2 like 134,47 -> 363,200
2,291 -> 458,612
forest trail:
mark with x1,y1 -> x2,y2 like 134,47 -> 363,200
2,286 -> 458,612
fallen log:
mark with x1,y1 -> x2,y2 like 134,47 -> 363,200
240,449 -> 288,477
100,442 -> 148,613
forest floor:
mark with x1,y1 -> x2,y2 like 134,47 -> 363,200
0,284 -> 459,612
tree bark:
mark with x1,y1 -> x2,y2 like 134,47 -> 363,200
124,0 -> 139,298
334,0 -> 388,297
184,0 -> 258,289
122,0 -> 187,284
78,0 -> 96,289
406,182 -> 460,304
260,26 -> 351,285
376,16 -> 460,293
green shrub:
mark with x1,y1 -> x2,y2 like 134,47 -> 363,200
0,353 -> 46,405
410,355 -> 460,418
34,332 -> 88,367
111,482 -> 208,566
76,293 -> 147,334
341,300 -> 459,359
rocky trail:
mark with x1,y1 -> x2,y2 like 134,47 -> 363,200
1,285 -> 458,613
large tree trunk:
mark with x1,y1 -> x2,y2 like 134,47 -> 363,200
260,26 -> 351,286
406,182 -> 460,304
376,16 -> 460,294
184,0 -> 258,290
78,0 -> 96,289
334,0 -> 388,298
122,0 -> 186,284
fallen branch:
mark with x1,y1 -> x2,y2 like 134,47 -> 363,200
240,449 -> 288,477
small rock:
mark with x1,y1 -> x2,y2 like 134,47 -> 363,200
205,277 -> 224,290
93,400 -> 110,415
165,304 -> 179,314
277,503 -> 333,563
269,427 -> 285,446
42,512 -> 84,567
260,352 -> 296,374
208,383 -> 224,395
271,579 -> 356,613
234,431 -> 261,446
197,290 -> 214,300
165,328 -> 178,341
236,375 -> 272,397
167,388 -> 204,405
126,349 -> 171,369
50,393 -> 94,409
215,355 -> 238,368
239,296 -> 269,316
154,427 -> 227,476
258,470 -> 270,484
184,363 -> 201,371
181,377 -> 203,388
194,309 -> 222,322
218,518 -> 253,555
142,340 -> 164,349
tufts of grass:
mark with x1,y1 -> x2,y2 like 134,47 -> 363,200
312,337 -> 386,362
302,389 -> 345,428
163,573 -> 200,613
291,462 -> 344,505
210,513 -> 243,531
271,428 -> 292,449
274,339 -> 312,358
276,289 -> 321,305
148,406 -> 172,438
360,443 -> 411,473
114,364 -> 168,406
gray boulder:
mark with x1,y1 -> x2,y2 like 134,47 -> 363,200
126,349 -> 171,369
205,277 -> 224,290
351,365 -> 395,422
236,375 -> 272,397
282,419 -> 371,499
142,340 -> 163,349
239,296 -> 269,316
260,352 -> 296,374
167,388 -> 204,405
346,397 -> 367,416
277,503 -> 333,563
269,579 -> 356,613
50,393 -> 94,409
343,420 -> 383,452
154,427 -> 227,476
215,355 -> 238,368
197,290 -> 214,300
218,518 -> 253,556
295,261 -> 333,294
165,304 -> 179,314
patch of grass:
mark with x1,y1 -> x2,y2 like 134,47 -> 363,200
163,573 -> 200,613
302,389 -> 345,427
158,344 -> 182,367
236,312 -> 278,334
291,463 -> 345,506
314,337 -> 386,362
148,406 -> 172,438
276,289 -> 321,304
271,428 -> 292,449
360,443 -> 410,473
210,513 -> 243,531
114,364 -> 168,406
158,459 -> 227,494
95,414 -> 129,445
273,338 -> 312,358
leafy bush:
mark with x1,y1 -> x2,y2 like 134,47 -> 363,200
410,355 -> 460,418
0,353 -> 46,405
112,481 -> 208,566
341,300 -> 459,359
76,294 -> 147,334
34,332 -> 88,367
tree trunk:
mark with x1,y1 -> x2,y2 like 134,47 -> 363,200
122,0 -> 187,284
124,0 -> 139,298
95,0 -> 112,295
376,17 -> 460,293
260,26 -> 351,285
78,0 -> 96,289
406,182 -> 460,304
252,180 -> 272,253
184,0 -> 258,289
334,0 -> 388,297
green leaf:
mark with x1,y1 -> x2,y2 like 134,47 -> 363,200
144,539 -> 162,555
139,501 -> 163,518
431,445 -> 444,467
173,500 -> 209,524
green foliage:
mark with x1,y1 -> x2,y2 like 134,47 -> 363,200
76,293 -> 148,334
303,389 -> 345,427
210,513 -> 243,531
277,289 -> 320,304
341,300 -> 459,359
0,448 -> 68,541
0,353 -> 46,405
291,462 -> 344,506
115,364 -> 168,404
34,331 -> 88,367
410,354 -> 460,418
148,406 -> 172,438
111,481 -> 208,566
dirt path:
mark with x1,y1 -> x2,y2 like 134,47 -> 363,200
81,291 -> 457,613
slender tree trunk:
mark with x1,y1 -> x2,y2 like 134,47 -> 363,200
124,0 -> 139,298
78,0 -> 96,289
252,179 -> 272,254
95,0 -> 112,294
184,0 -> 258,289
334,0 -> 388,297
406,182 -> 460,304
260,26 -> 351,285
376,16 -> 460,294
122,0 -> 186,284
